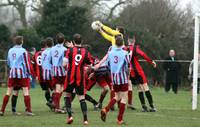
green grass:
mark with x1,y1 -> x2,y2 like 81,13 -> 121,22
0,86 -> 200,127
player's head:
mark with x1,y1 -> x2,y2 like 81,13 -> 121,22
56,33 -> 65,44
73,33 -> 83,45
40,39 -> 46,48
116,26 -> 125,35
115,36 -> 124,47
14,36 -> 23,45
45,37 -> 54,48
169,49 -> 175,57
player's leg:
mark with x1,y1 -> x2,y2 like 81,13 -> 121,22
97,84 -> 110,109
76,84 -> 88,125
85,94 -> 98,110
54,84 -> 63,112
138,85 -> 148,112
127,80 -> 136,110
11,89 -> 21,115
110,86 -> 115,111
22,87 -> 34,116
0,87 -> 13,116
117,91 -> 128,125
142,83 -> 156,112
65,90 -> 73,124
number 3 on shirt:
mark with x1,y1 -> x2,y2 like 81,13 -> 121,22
75,54 -> 82,65
114,56 -> 118,63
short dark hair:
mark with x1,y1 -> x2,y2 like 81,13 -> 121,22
115,36 -> 123,47
73,33 -> 82,45
56,33 -> 65,44
45,37 -> 54,47
40,39 -> 46,48
116,26 -> 125,35
14,36 -> 23,45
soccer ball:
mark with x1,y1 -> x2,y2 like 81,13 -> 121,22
91,21 -> 100,30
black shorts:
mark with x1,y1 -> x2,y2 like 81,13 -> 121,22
40,82 -> 52,91
65,84 -> 84,95
13,86 -> 21,91
130,74 -> 144,85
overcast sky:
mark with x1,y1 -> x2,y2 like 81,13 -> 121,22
177,0 -> 199,12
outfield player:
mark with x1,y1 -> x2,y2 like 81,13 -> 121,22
50,33 -> 67,113
99,36 -> 129,125
0,36 -> 34,116
41,38 -> 54,109
87,58 -> 113,109
63,33 -> 93,125
128,33 -> 157,112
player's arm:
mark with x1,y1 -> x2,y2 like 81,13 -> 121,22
94,53 -> 108,71
101,24 -> 120,36
136,46 -> 156,68
62,49 -> 69,68
98,28 -> 113,43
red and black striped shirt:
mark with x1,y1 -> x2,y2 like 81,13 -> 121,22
65,46 -> 93,86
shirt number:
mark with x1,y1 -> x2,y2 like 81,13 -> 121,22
54,50 -> 59,57
75,54 -> 82,65
114,56 -> 118,63
36,55 -> 42,66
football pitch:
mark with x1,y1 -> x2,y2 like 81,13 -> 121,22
0,86 -> 200,127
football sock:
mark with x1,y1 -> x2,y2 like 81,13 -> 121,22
128,90 -> 133,105
110,90 -> 115,100
118,103 -> 126,121
71,93 -> 76,102
85,94 -> 98,105
65,97 -> 72,117
145,90 -> 154,108
24,95 -> 32,112
45,90 -> 51,102
80,99 -> 88,121
11,95 -> 18,112
1,95 -> 10,112
99,90 -> 108,104
138,92 -> 146,106
54,92 -> 60,109
105,98 -> 117,112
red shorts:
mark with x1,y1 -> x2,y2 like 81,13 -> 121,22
113,84 -> 128,92
52,76 -> 66,87
8,78 -> 30,88
96,75 -> 112,88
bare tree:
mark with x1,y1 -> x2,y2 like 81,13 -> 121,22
0,0 -> 29,28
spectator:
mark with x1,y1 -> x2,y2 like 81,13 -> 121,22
163,49 -> 181,94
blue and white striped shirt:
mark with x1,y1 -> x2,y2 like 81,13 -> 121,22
7,45 -> 31,78
50,44 -> 67,77
107,46 -> 130,85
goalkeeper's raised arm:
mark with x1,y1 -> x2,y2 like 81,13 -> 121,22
91,21 -> 125,46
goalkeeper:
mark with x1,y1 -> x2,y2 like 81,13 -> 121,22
93,21 -> 125,46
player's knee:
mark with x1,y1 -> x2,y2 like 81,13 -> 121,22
6,88 -> 12,96
143,84 -> 149,91
22,87 -> 29,96
128,82 -> 133,91
78,95 -> 85,100
120,97 -> 127,104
